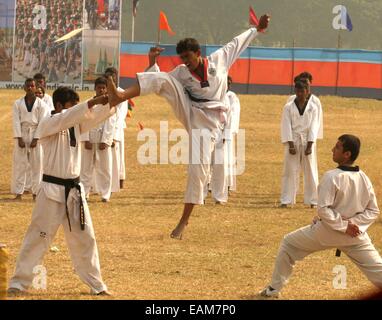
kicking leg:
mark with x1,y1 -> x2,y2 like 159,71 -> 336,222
170,203 -> 194,240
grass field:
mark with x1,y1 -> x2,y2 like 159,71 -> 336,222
0,89 -> 381,300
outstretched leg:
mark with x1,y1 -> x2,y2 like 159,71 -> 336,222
106,76 -> 140,106
170,203 -> 194,240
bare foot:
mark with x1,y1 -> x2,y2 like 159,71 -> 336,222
13,194 -> 22,201
170,223 -> 188,240
106,76 -> 125,107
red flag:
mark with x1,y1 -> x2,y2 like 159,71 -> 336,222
97,0 -> 105,15
159,11 -> 175,35
249,6 -> 259,26
133,0 -> 140,17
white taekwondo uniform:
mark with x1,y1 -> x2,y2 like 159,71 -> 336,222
11,96 -> 50,196
9,101 -> 115,294
80,113 -> 115,200
268,166 -> 382,292
138,28 -> 259,205
280,95 -> 320,206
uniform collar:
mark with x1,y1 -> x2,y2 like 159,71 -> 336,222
337,165 -> 360,172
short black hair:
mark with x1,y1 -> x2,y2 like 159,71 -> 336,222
24,78 -> 35,85
299,72 -> 313,83
104,67 -> 118,76
227,75 -> 233,83
294,80 -> 309,90
338,134 -> 361,162
33,73 -> 46,81
52,87 -> 80,108
176,38 -> 200,54
294,72 -> 313,84
94,76 -> 107,88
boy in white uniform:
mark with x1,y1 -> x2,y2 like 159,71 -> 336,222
107,15 -> 271,239
260,134 -> 382,298
287,72 -> 323,141
8,87 -> 114,296
280,80 -> 320,208
34,73 -> 54,111
11,78 -> 50,200
80,77 -> 115,202
104,67 -> 128,191
224,75 -> 241,193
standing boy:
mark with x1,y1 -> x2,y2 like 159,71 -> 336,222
280,80 -> 320,208
8,87 -> 114,296
11,78 -> 50,200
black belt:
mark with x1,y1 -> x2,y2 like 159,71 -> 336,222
185,89 -> 212,103
42,174 -> 85,232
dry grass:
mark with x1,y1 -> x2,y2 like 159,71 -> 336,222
0,89 -> 382,300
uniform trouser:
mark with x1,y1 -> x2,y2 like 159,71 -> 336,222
270,225 -> 382,291
203,139 -> 228,202
226,138 -> 237,191
111,141 -> 121,193
9,188 -> 107,294
119,133 -> 126,180
11,139 -> 42,195
280,141 -> 318,205
138,71 -> 224,205
81,144 -> 112,200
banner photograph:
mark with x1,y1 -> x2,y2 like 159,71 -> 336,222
0,0 -> 14,82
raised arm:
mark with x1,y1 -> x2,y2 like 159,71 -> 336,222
210,14 -> 270,69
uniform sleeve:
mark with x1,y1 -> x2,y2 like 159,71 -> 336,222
350,177 -> 380,233
209,28 -> 258,70
280,104 -> 293,143
79,103 -> 116,135
315,97 -> 324,139
317,173 -> 349,233
307,104 -> 320,142
33,100 -> 51,139
34,102 -> 91,139
12,101 -> 22,138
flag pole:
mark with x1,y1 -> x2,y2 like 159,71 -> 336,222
157,28 -> 161,45
291,38 -> 296,94
132,9 -> 135,41
335,30 -> 341,95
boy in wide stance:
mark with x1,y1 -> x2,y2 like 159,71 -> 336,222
261,134 -> 382,297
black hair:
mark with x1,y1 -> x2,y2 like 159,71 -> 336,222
104,67 -> 118,76
299,72 -> 313,83
176,38 -> 200,54
294,72 -> 313,84
52,86 -> 80,108
24,78 -> 35,85
227,75 -> 233,83
338,134 -> 361,162
294,80 -> 309,90
94,76 -> 107,88
33,73 -> 46,81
